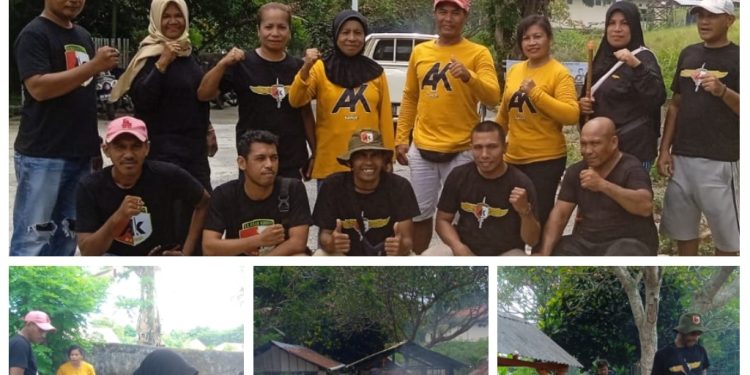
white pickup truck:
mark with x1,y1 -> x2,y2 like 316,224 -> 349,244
363,33 -> 437,119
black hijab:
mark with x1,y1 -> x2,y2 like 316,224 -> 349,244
133,349 -> 199,375
323,10 -> 384,89
591,1 -> 646,83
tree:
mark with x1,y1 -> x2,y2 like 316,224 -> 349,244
9,267 -> 110,375
255,267 -> 487,361
484,0 -> 553,67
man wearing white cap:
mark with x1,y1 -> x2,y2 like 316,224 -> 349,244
395,0 -> 500,253
10,311 -> 57,375
76,116 -> 210,256
657,0 -> 739,256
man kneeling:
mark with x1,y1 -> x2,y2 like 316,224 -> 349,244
433,121 -> 540,256
539,117 -> 658,256
313,129 -> 419,255
77,117 -> 210,256
203,130 -> 311,256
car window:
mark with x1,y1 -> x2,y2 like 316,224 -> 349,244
395,39 -> 412,61
372,40 -> 395,61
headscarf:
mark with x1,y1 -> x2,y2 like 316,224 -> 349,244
132,349 -> 198,375
111,0 -> 192,101
591,1 -> 645,84
322,10 -> 384,89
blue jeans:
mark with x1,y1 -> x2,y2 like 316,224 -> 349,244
11,153 -> 91,256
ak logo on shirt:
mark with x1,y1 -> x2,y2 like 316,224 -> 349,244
507,89 -> 537,119
64,44 -> 92,86
333,84 -> 371,116
115,207 -> 152,246
422,62 -> 452,93
460,197 -> 508,229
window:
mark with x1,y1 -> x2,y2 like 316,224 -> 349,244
395,39 -> 413,61
372,40 -> 395,61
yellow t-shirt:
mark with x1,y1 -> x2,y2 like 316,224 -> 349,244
396,38 -> 500,153
496,58 -> 579,164
289,60 -> 393,179
56,361 -> 96,375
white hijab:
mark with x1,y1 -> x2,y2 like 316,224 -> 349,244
110,0 -> 192,102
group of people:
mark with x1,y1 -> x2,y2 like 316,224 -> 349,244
11,0 -> 738,256
10,311 -> 200,375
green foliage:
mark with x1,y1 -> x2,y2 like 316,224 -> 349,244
9,267 -> 110,375
431,340 -> 487,371
162,326 -> 243,349
255,267 -> 487,363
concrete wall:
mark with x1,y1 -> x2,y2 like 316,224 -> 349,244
89,343 -> 243,375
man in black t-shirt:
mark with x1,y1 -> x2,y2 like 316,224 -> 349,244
11,0 -> 120,256
76,117 -> 210,256
657,0 -> 739,256
313,129 -> 419,256
432,121 -> 539,256
203,130 -> 312,256
652,312 -> 710,375
10,311 -> 57,375
540,117 -> 658,256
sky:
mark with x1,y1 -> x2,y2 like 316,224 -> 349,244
90,265 -> 246,333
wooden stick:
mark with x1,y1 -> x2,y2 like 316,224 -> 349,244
584,40 -> 595,122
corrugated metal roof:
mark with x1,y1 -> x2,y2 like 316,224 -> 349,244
348,341 -> 467,369
497,314 -> 583,368
271,341 -> 345,370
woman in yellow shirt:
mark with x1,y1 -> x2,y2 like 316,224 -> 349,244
289,9 -> 393,182
56,345 -> 96,375
496,15 -> 579,233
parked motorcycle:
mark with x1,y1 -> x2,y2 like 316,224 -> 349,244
96,71 -> 117,120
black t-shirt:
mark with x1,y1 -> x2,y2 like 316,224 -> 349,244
313,172 -> 420,256
558,153 -> 658,252
14,16 -> 99,159
131,55 -> 210,161
652,343 -> 710,375
204,177 -> 312,254
222,50 -> 308,170
9,334 -> 37,375
437,163 -> 537,255
671,43 -> 739,161
76,160 -> 206,256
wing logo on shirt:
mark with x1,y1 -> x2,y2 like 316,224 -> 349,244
64,44 -> 92,87
332,84 -> 371,115
507,90 -> 537,119
680,69 -> 728,79
250,78 -> 291,109
340,215 -> 390,241
422,62 -> 452,93
115,209 -> 152,247
460,197 -> 508,229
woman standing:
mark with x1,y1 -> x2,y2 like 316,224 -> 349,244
289,9 -> 394,182
579,1 -> 666,170
112,0 -> 214,190
496,15 -> 579,230
56,345 -> 96,375
198,2 -> 315,180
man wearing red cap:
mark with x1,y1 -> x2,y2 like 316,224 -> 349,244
395,0 -> 500,252
75,116 -> 210,256
10,311 -> 57,375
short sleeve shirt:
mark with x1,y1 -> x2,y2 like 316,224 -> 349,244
313,172 -> 420,256
558,153 -> 658,251
76,161 -> 206,256
652,344 -> 710,375
437,163 -> 538,255
204,178 -> 312,254
14,17 -> 99,158
9,334 -> 37,375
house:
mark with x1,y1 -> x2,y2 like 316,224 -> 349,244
215,342 -> 244,352
185,339 -> 206,350
254,341 -> 345,374
560,0 -> 739,28
497,313 -> 583,374
347,341 -> 467,375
